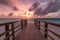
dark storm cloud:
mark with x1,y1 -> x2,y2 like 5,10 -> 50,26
47,1 -> 60,13
30,0 -> 60,16
42,0 -> 60,14
29,2 -> 40,11
34,7 -> 42,16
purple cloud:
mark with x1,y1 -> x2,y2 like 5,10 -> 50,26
29,0 -> 60,16
29,2 -> 40,11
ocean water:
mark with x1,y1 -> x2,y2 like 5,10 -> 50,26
36,18 -> 60,24
45,20 -> 60,24
0,18 -> 60,40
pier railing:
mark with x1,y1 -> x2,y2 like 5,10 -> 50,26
0,19 -> 60,40
0,20 -> 27,40
34,19 -> 60,40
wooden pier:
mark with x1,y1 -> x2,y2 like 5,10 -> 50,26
15,23 -> 46,40
0,19 -> 60,40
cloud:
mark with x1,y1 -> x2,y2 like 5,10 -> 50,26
8,12 -> 14,16
40,0 -> 50,2
44,0 -> 60,13
0,0 -> 19,11
0,0 -> 60,18
0,0 -> 8,5
46,12 -> 60,18
31,0 -> 60,16
29,1 -> 40,11
0,0 -> 13,7
13,6 -> 19,11
19,0 -> 40,4
34,7 -> 42,16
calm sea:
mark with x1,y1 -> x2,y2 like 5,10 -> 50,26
0,18 -> 60,40
45,20 -> 60,24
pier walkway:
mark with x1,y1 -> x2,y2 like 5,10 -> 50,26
0,19 -> 60,40
15,23 -> 46,40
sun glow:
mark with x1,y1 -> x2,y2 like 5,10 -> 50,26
21,11 -> 33,19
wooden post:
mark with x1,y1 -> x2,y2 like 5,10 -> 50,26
39,21 -> 40,30
21,20 -> 23,30
11,23 -> 15,40
25,20 -> 27,27
34,19 -> 37,27
5,24 -> 9,40
44,23 -> 48,39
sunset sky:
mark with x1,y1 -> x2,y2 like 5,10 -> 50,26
0,0 -> 60,18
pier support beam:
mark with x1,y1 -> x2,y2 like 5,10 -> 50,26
11,23 -> 15,40
44,23 -> 48,39
5,24 -> 9,40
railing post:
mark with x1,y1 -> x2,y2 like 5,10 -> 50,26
11,23 -> 15,40
34,19 -> 37,27
5,24 -> 9,40
37,21 -> 40,30
39,21 -> 40,30
24,20 -> 27,27
44,23 -> 48,39
21,20 -> 23,30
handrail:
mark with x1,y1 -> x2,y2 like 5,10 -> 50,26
41,21 -> 60,27
0,20 -> 27,40
34,19 -> 60,40
0,21 -> 20,26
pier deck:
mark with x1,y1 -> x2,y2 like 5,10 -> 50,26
0,19 -> 60,40
15,23 -> 46,40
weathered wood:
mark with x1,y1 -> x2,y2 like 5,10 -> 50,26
15,27 -> 21,33
44,23 -> 48,39
4,33 -> 12,40
39,21 -> 40,30
15,23 -> 46,40
0,21 -> 20,26
0,19 -> 60,40
0,28 -> 12,37
0,21 -> 21,40
11,23 -> 15,40
21,20 -> 24,30
41,24 -> 60,38
41,28 -> 54,40
5,24 -> 10,40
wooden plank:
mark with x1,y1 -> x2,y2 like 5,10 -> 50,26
15,23 -> 46,40
44,23 -> 48,39
5,24 -> 10,40
11,23 -> 15,40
